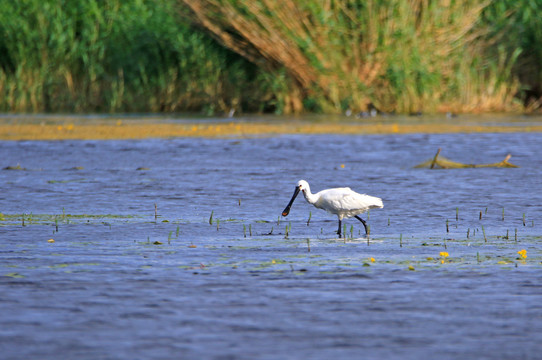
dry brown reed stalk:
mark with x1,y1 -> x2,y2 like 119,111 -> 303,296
182,0 -> 317,112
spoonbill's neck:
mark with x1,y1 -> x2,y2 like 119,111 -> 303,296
302,187 -> 318,204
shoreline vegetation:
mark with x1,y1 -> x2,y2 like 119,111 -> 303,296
0,0 -> 541,115
1,118 -> 542,140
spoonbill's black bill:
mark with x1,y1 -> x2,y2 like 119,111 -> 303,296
281,180 -> 383,237
282,186 -> 300,217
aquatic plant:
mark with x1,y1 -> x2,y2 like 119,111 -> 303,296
517,249 -> 527,259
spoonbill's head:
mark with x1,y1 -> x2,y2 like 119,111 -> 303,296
282,180 -> 309,217
297,179 -> 309,192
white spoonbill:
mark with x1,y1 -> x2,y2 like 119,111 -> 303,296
281,180 -> 383,237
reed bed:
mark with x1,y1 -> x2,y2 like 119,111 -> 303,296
181,0 -> 526,113
0,0 -> 540,114
0,0 -> 264,113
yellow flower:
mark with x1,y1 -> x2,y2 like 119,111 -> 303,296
370,257 -> 375,263
47,239 -> 55,243
517,249 -> 527,259
439,251 -> 449,258
340,164 -> 345,168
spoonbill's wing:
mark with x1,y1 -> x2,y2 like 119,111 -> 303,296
314,187 -> 382,216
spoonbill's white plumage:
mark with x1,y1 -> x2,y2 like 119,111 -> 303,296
282,180 -> 383,237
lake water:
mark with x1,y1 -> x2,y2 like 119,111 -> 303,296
1,121 -> 541,359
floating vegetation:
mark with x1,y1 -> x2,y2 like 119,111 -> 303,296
414,148 -> 519,169
47,179 -> 87,184
3,272 -> 25,278
0,213 -> 141,226
3,164 -> 26,170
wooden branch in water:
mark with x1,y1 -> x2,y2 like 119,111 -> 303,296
430,148 -> 441,169
474,154 -> 518,168
415,150 -> 519,169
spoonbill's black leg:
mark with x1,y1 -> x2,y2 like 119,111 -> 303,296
354,215 -> 369,235
337,219 -> 342,238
